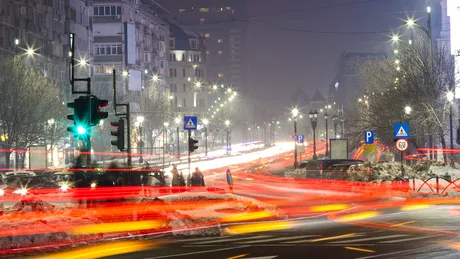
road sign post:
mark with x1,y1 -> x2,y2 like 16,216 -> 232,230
364,131 -> 374,144
395,138 -> 409,177
184,116 -> 198,185
394,124 -> 410,139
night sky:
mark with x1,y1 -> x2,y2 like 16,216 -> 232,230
242,0 -> 437,113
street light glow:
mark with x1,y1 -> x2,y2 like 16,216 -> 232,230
14,39 -> 19,45
78,59 -> 88,66
395,59 -> 400,64
163,122 -> 169,127
393,49 -> 399,54
175,117 -> 181,124
26,48 -> 35,56
447,91 -> 455,102
122,71 -> 129,77
292,106 -> 299,118
391,35 -> 400,42
404,106 -> 412,115
427,6 -> 431,13
152,75 -> 159,81
225,120 -> 230,126
195,81 -> 202,88
406,18 -> 415,27
137,116 -> 144,124
212,85 -> 218,90
203,119 -> 209,125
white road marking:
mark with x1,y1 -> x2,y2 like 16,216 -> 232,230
283,234 -> 365,244
191,235 -> 272,244
236,235 -> 319,244
330,234 -> 408,243
144,245 -> 250,259
378,235 -> 435,243
355,246 -> 431,259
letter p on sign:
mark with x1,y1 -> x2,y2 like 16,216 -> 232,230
364,131 -> 374,144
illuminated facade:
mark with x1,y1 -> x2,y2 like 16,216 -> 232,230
442,0 -> 460,94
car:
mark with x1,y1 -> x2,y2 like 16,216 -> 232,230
298,159 -> 365,178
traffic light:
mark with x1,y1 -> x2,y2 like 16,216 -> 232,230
110,118 -> 125,151
90,97 -> 109,126
67,96 -> 91,137
457,128 -> 460,145
188,137 -> 199,153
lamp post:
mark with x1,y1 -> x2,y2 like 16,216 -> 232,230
175,117 -> 181,159
203,118 -> 209,156
447,91 -> 455,166
324,112 -> 329,157
162,122 -> 169,168
47,119 -> 55,168
137,116 -> 144,164
292,106 -> 299,168
99,120 -> 104,165
225,120 -> 230,154
332,115 -> 338,138
309,110 -> 318,160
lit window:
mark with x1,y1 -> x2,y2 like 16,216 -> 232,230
205,33 -> 210,38
218,73 -> 224,78
199,8 -> 209,12
217,39 -> 223,43
206,51 -> 210,55
179,8 -> 186,13
218,50 -> 223,55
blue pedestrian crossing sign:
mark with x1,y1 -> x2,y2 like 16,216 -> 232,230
364,131 -> 374,144
393,123 -> 410,139
184,116 -> 198,130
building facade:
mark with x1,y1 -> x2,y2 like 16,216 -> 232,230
168,21 -> 208,117
92,0 -> 170,111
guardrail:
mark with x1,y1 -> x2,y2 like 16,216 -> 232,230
385,176 -> 460,195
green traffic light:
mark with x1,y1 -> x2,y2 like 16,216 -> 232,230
77,125 -> 87,135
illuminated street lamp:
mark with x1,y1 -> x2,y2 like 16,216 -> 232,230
26,48 -> 35,56
309,110 -> 319,160
404,106 -> 412,115
175,117 -> 181,159
324,112 -> 329,157
447,91 -> 455,164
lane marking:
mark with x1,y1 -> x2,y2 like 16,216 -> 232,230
355,246 -> 430,259
145,245 -> 250,259
192,235 -> 272,245
226,254 -> 249,259
330,234 -> 408,244
236,235 -> 318,244
344,246 -> 375,253
311,233 -> 359,243
378,235 -> 435,243
390,221 -> 415,227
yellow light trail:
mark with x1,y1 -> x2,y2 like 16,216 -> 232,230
70,220 -> 166,235
311,233 -> 356,242
344,246 -> 375,253
226,221 -> 294,235
310,204 -> 350,212
390,220 -> 415,227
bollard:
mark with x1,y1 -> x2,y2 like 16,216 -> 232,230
436,176 -> 439,194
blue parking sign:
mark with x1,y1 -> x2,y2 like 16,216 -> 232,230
364,130 -> 374,144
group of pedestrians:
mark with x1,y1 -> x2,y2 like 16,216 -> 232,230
170,165 -> 205,188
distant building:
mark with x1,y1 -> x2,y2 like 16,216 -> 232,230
327,52 -> 386,109
92,0 -> 170,111
156,0 -> 248,91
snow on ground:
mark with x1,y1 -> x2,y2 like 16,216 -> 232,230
158,191 -> 280,236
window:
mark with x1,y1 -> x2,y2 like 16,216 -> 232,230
144,51 -> 150,62
199,8 -> 209,12
198,98 -> 205,108
218,50 -> 223,55
181,53 -> 185,61
169,68 -> 177,77
183,84 -> 186,92
182,98 -> 187,107
159,41 -> 165,53
94,44 -> 122,55
183,69 -> 186,77
205,33 -> 210,38
218,73 -> 224,78
169,38 -> 175,49
95,64 -> 102,74
170,84 -> 177,92
218,39 -> 223,43
160,60 -> 164,68
190,39 -> 197,49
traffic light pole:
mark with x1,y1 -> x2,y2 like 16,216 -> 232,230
112,69 -> 132,169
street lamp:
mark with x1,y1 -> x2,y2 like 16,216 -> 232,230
47,119 -> 55,168
309,110 -> 318,160
175,117 -> 181,159
163,122 -> 169,168
225,120 -> 230,154
447,91 -> 455,165
137,116 -> 145,164
404,106 -> 412,115
292,106 -> 299,168
332,115 -> 338,138
203,118 -> 209,156
324,112 -> 329,157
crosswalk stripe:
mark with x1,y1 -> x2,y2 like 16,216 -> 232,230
330,234 -> 408,244
236,235 -> 319,244
191,235 -> 272,244
378,235 -> 435,243
284,234 -> 364,244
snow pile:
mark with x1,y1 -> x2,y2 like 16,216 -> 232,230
158,192 -> 280,236
284,169 -> 306,179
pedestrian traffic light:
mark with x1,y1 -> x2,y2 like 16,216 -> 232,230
188,137 -> 199,153
110,118 -> 125,151
67,96 -> 91,137
90,97 -> 109,126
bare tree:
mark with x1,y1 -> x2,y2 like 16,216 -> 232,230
0,56 -> 65,168
355,38 -> 458,164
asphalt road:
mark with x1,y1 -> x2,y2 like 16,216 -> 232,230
102,205 -> 460,259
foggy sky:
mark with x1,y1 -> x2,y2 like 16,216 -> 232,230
243,0 -> 436,114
